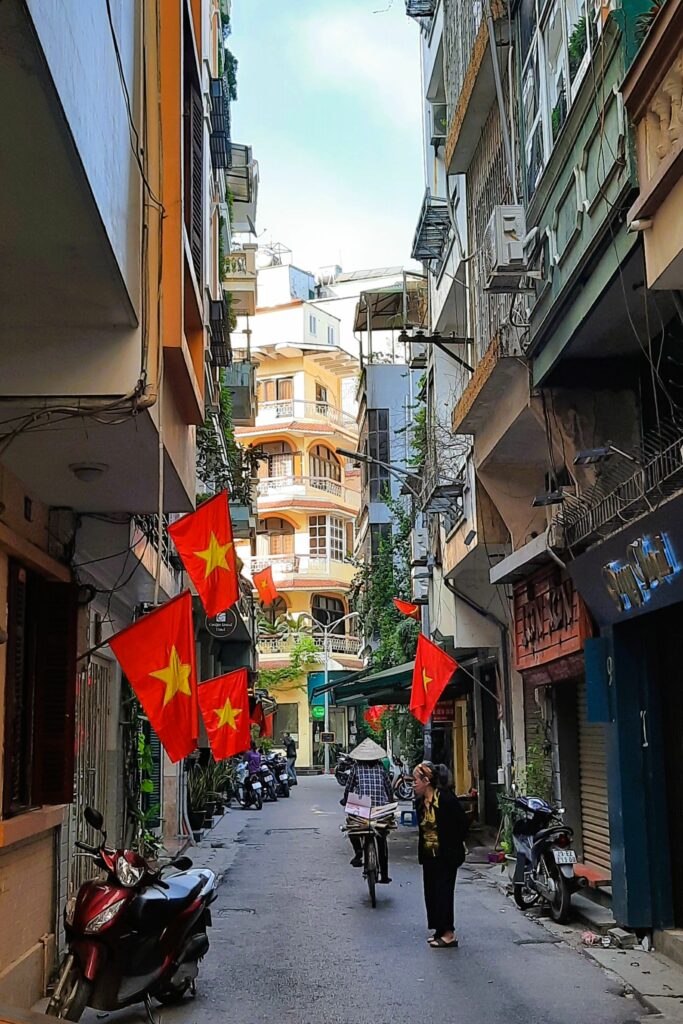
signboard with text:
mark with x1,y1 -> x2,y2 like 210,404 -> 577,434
513,566 -> 592,673
432,701 -> 455,722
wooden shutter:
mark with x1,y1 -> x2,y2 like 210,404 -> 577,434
189,86 -> 203,286
32,578 -> 79,805
277,377 -> 293,400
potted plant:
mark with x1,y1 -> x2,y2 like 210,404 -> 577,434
186,767 -> 208,838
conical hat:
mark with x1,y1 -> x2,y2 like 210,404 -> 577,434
349,737 -> 386,761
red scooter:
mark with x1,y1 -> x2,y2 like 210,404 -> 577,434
47,806 -> 217,1021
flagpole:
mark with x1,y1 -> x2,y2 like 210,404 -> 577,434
323,628 -> 330,776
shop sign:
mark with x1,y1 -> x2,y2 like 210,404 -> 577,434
432,701 -> 455,722
602,533 -> 679,613
310,705 -> 325,720
514,567 -> 591,673
205,608 -> 237,639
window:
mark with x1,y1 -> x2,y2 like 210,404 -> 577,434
330,517 -> 344,561
257,440 -> 295,480
257,377 -> 293,403
370,523 -> 392,559
327,325 -> 335,345
263,517 -> 294,555
367,409 -> 390,501
315,383 -> 328,406
273,703 -> 299,743
309,444 -> 341,485
183,10 -> 203,286
312,595 -> 345,632
3,561 -> 79,815
309,314 -> 317,336
261,595 -> 288,626
309,515 -> 327,558
521,0 -> 596,200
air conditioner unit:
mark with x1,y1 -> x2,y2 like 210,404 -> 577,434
412,567 -> 429,601
482,205 -> 528,292
410,525 -> 429,567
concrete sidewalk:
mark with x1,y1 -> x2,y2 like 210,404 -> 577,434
472,859 -> 683,1021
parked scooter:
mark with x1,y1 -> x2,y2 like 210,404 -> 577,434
389,756 -> 414,802
258,759 -> 278,803
511,795 -> 583,923
265,752 -> 290,798
47,807 -> 217,1022
234,760 -> 263,810
334,752 -> 353,787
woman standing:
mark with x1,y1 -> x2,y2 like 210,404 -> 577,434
414,761 -> 469,948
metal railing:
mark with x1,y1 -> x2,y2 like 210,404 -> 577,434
443,0 -> 485,122
133,514 -> 177,571
257,475 -> 355,503
257,632 -> 363,656
250,553 -> 352,577
257,399 -> 357,430
561,421 -> 683,549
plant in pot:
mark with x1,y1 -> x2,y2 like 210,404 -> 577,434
186,767 -> 208,838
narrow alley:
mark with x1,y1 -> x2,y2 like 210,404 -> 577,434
76,779 -> 645,1024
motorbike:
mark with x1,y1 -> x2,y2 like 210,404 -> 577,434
389,756 -> 414,801
47,806 -> 217,1022
265,752 -> 290,798
334,752 -> 353,787
234,760 -> 263,810
511,795 -> 584,923
257,759 -> 278,803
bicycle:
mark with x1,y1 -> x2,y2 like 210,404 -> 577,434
343,819 -> 394,908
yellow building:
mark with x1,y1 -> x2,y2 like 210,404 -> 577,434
235,334 -> 363,767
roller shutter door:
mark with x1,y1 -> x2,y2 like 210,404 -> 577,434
577,678 -> 611,873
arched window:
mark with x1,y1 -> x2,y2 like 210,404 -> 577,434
262,517 -> 295,555
312,594 -> 345,633
309,444 -> 341,483
258,440 -> 295,479
262,595 -> 288,626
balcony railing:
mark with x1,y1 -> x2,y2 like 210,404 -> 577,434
257,399 -> 357,431
405,0 -> 437,17
250,553 -> 351,579
257,475 -> 356,505
209,76 -> 231,171
209,294 -> 231,367
411,189 -> 451,271
257,632 -> 363,657
133,515 -> 178,572
222,246 -> 257,316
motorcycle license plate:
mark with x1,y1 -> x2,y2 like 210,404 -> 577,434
263,774 -> 273,782
252,782 -> 262,791
279,773 -> 288,781
553,849 -> 577,864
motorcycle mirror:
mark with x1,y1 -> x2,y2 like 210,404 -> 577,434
171,856 -> 193,871
84,806 -> 104,832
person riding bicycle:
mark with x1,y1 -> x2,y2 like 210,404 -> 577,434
341,738 -> 394,883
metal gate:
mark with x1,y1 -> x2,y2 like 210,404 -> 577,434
577,678 -> 611,873
67,657 -> 110,894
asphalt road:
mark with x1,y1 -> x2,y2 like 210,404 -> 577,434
83,776 -> 644,1024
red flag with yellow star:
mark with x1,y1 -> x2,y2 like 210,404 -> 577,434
253,566 -> 279,606
110,591 -> 198,762
410,634 -> 459,726
198,668 -> 251,760
169,491 -> 239,617
393,598 -> 421,621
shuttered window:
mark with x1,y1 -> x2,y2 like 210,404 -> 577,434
3,561 -> 79,815
264,517 -> 294,555
183,8 -> 203,289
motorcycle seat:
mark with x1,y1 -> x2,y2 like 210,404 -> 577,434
130,875 -> 204,930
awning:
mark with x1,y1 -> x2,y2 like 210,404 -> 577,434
333,662 -> 415,707
353,274 -> 428,333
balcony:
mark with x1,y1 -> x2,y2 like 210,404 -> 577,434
256,399 -> 357,433
419,459 -> 464,515
249,553 -> 355,588
209,76 -> 231,171
257,632 -> 363,658
405,0 -> 437,17
451,327 -> 526,436
408,334 -> 428,368
411,190 -> 451,272
257,475 -> 358,508
209,294 -> 231,367
443,0 -> 509,173
222,243 -> 257,315
226,143 -> 259,234
622,0 -> 683,289
224,357 -> 256,426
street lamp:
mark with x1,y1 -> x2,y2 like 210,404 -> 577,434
573,442 -> 639,466
335,447 -> 423,500
312,610 -> 360,776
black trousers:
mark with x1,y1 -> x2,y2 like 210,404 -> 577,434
422,856 -> 458,936
350,833 -> 389,878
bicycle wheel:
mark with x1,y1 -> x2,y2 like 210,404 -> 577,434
365,837 -> 378,908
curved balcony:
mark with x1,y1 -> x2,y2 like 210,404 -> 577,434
249,553 -> 356,588
256,399 -> 357,433
257,632 -> 363,658
257,475 -> 358,509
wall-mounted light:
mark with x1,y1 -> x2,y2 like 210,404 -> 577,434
464,529 -> 477,545
531,489 -> 565,507
573,442 -> 638,466
69,463 -> 109,483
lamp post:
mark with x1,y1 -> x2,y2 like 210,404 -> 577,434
313,610 -> 360,776
335,447 -> 423,501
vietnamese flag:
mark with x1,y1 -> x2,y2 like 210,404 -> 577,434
110,592 -> 198,762
253,566 -> 279,606
364,705 -> 387,731
168,491 -> 239,617
393,598 -> 420,621
198,668 -> 251,760
410,634 -> 459,726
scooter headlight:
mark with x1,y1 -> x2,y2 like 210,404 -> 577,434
84,898 -> 126,934
64,896 -> 77,926
116,855 -> 145,887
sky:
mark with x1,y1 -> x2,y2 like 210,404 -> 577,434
229,0 -> 425,277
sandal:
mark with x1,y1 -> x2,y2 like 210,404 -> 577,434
429,937 -> 458,948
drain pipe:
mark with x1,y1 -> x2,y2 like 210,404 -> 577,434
443,578 -> 514,791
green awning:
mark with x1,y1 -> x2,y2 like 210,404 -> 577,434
333,662 -> 415,707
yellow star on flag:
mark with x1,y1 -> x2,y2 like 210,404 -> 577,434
150,646 -> 193,706
259,579 -> 268,589
422,668 -> 432,695
214,698 -> 242,730
195,532 -> 233,578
